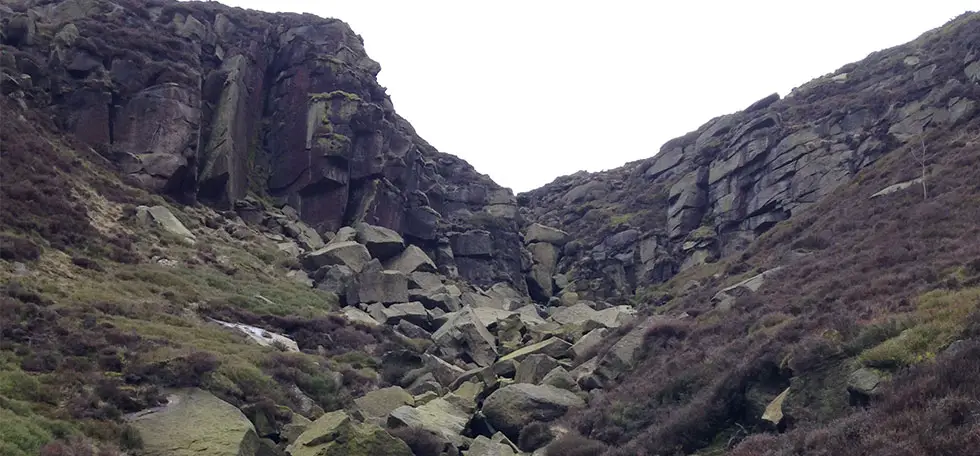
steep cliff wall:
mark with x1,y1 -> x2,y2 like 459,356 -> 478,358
1,0 -> 525,291
519,13 -> 980,303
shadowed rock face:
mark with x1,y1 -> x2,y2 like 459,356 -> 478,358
518,14 -> 980,302
0,0 -> 524,291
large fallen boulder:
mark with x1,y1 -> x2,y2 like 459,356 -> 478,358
346,261 -> 409,304
354,386 -> 415,424
302,241 -> 371,272
388,396 -> 472,448
481,384 -> 585,441
127,388 -> 260,456
356,222 -> 406,259
431,306 -> 498,367
137,205 -> 197,244
288,409 -> 413,456
385,244 -> 437,274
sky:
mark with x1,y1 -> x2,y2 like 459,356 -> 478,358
217,1 -> 977,193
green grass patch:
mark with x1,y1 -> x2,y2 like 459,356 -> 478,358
859,287 -> 980,368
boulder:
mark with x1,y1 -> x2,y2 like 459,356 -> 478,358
127,388 -> 260,456
848,368 -> 884,396
481,384 -> 585,441
388,397 -> 472,448
422,353 -> 467,386
761,387 -> 790,426
515,354 -> 560,385
329,226 -> 358,245
302,241 -> 371,272
524,223 -> 569,245
341,306 -> 381,326
594,319 -> 652,383
289,410 -> 412,456
468,435 -> 518,456
529,242 -> 560,271
540,367 -> 578,392
137,205 -> 197,244
355,222 -> 406,259
396,320 -> 432,339
526,264 -> 555,301
354,386 -> 415,423
569,328 -> 607,361
284,220 -> 324,251
496,338 -> 572,366
384,245 -> 437,274
346,261 -> 409,304
431,307 -> 499,367
313,264 -> 355,294
384,301 -> 431,328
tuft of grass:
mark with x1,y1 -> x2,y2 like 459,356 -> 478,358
859,287 -> 980,368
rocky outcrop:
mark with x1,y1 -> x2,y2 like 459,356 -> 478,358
518,16 -> 980,302
0,0 -> 524,293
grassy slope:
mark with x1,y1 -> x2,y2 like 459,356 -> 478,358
560,69 -> 980,456
0,99 -> 408,455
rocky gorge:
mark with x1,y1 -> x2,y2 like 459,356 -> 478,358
4,1 -> 980,455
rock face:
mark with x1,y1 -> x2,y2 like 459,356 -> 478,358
518,17 -> 980,301
1,0 -> 525,293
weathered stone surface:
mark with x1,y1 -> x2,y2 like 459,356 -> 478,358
497,338 -> 572,365
761,387 -> 790,426
346,261 -> 410,304
137,205 -> 196,244
289,410 -> 412,456
354,386 -> 414,423
384,244 -> 437,274
524,223 -> 569,245
211,319 -> 299,352
128,388 -> 260,456
451,230 -> 494,257
431,307 -> 499,367
569,328 -> 608,361
482,384 -> 585,441
355,222 -> 406,259
341,306 -> 380,326
712,267 -> 783,310
388,397 -> 471,447
302,241 -> 371,272
468,435 -> 518,456
540,366 -> 578,392
848,368 -> 884,396
515,354 -> 560,384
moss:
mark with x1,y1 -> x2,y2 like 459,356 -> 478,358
609,213 -> 636,227
310,91 -> 362,103
859,287 -> 980,368
686,225 -> 717,241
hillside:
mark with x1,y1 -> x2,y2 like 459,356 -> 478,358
2,1 -> 980,455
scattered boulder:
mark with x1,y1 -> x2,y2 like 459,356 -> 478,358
346,261 -> 410,304
354,386 -> 415,424
540,367 -> 578,392
385,245 -> 437,274
482,384 -> 585,441
302,241 -> 371,272
388,397 -> 472,448
496,338 -> 572,366
289,409 -> 412,456
137,205 -> 196,244
515,354 -> 560,385
313,264 -> 355,294
341,306 -> 381,326
355,222 -> 406,259
127,388 -> 260,456
761,387 -> 790,427
569,328 -> 607,361
431,307 -> 499,367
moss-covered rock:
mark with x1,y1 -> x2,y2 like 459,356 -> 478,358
128,388 -> 261,456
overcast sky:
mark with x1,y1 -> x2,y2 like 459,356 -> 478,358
219,1 -> 976,193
